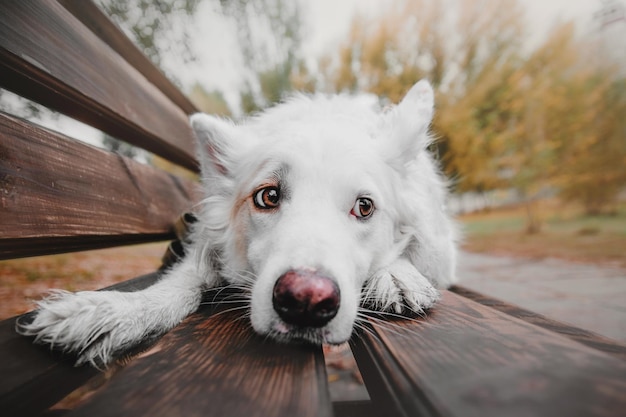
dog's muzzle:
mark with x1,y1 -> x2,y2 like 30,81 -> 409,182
272,269 -> 340,328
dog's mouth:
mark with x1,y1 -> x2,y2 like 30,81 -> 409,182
267,320 -> 331,345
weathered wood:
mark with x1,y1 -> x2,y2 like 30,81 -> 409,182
0,273 -> 161,417
351,290 -> 626,417
333,400 -> 380,417
66,299 -> 333,417
0,0 -> 198,171
0,112 -> 198,259
58,0 -> 198,115
451,285 -> 626,361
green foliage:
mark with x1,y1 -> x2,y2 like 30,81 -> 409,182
219,0 -> 309,111
97,0 -> 201,71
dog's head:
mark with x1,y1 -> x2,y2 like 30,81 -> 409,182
190,80 -> 441,344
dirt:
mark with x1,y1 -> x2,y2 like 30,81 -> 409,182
462,233 -> 626,269
0,243 -> 168,319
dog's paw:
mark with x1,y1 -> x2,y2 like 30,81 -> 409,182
16,290 -> 143,367
363,259 -> 440,315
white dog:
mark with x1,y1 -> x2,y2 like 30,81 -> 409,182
17,80 -> 457,367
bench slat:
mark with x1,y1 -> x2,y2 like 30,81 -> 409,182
0,315 -> 98,417
451,285 -> 626,361
58,0 -> 198,115
0,112 -> 198,259
0,0 -> 198,171
0,274 -> 161,417
351,290 -> 626,417
67,303 -> 333,417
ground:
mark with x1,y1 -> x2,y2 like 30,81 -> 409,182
0,243 -> 167,318
458,251 -> 626,342
461,201 -> 626,268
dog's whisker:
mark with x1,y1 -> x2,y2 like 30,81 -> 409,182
231,312 -> 252,326
357,308 -> 414,322
357,310 -> 427,338
357,310 -> 417,328
356,318 -> 414,339
207,305 -> 250,320
199,299 -> 247,306
351,320 -> 380,340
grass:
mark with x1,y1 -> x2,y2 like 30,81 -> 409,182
460,201 -> 626,267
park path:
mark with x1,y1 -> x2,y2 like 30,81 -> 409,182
457,251 -> 626,342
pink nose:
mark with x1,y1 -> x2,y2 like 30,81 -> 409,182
272,269 -> 340,328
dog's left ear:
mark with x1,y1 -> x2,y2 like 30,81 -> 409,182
381,80 -> 434,171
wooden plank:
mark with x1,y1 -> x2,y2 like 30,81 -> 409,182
0,273 -> 161,417
0,112 -> 198,259
66,299 -> 333,417
451,285 -> 626,361
351,290 -> 626,417
58,0 -> 198,115
0,0 -> 198,171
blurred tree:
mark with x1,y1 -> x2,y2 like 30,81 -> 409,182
551,72 -> 626,214
97,0 -> 201,75
219,0 -> 309,112
188,83 -> 232,116
323,0 -> 524,190
508,23 -> 626,217
322,0 -> 626,226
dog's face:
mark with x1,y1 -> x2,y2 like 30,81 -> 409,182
191,81 -> 437,344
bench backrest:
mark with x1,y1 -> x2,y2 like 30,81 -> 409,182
0,0 -> 199,260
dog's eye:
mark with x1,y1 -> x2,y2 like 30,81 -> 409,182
351,197 -> 374,219
253,186 -> 280,209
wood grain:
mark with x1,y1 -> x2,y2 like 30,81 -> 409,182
451,285 -> 626,361
0,273 -> 161,417
351,290 -> 626,417
58,0 -> 198,115
0,0 -> 198,171
67,298 -> 333,417
0,112 -> 198,259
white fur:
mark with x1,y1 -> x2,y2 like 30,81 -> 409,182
17,80 -> 457,366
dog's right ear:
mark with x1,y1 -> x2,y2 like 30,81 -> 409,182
381,80 -> 435,172
190,113 -> 241,177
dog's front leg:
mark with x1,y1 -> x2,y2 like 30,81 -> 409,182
363,258 -> 440,315
16,255 -> 207,367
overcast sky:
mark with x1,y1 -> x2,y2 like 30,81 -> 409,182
305,0 -> 601,62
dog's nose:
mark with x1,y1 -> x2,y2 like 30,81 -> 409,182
272,269 -> 340,328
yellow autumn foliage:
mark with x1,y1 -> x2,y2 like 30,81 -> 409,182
321,0 -> 626,215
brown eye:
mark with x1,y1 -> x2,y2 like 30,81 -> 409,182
253,186 -> 280,209
351,197 -> 374,219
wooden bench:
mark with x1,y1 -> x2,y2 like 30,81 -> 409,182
1,2 -> 625,416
